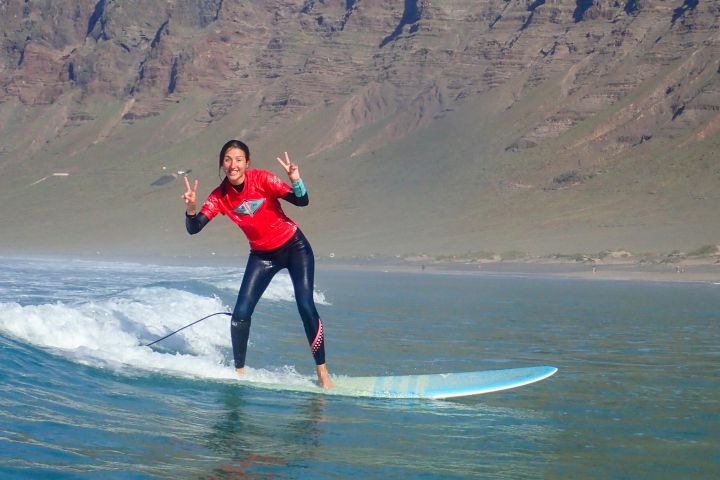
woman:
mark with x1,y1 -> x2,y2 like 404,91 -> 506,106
182,139 -> 333,388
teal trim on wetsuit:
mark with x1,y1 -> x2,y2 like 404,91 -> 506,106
291,178 -> 307,198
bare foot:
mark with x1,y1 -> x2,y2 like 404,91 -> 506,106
316,364 -> 335,389
236,367 -> 245,376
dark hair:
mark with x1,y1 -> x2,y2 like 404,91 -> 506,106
218,139 -> 250,170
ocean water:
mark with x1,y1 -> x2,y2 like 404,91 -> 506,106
0,256 -> 718,479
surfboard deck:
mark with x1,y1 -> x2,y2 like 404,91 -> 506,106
238,366 -> 558,399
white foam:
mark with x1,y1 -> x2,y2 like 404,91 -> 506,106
213,271 -> 331,305
0,286 -> 315,386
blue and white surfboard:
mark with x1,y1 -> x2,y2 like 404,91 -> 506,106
238,366 -> 558,399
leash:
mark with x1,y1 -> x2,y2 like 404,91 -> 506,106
144,312 -> 232,347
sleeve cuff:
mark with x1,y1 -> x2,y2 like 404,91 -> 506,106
291,178 -> 307,197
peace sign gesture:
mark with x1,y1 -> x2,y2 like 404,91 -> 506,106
181,176 -> 199,215
276,151 -> 300,183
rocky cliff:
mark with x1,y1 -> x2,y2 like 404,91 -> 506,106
0,0 -> 718,257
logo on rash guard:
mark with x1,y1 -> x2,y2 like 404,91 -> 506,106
233,199 -> 265,216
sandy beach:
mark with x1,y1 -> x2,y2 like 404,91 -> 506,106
313,256 -> 720,285
3,248 -> 719,285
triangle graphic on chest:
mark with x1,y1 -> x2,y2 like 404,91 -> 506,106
233,198 -> 265,216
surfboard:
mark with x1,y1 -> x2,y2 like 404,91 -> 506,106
239,366 -> 558,399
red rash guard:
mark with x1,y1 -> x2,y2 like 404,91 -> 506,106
200,169 -> 298,251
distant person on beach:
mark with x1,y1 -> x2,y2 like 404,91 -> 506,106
181,139 -> 333,389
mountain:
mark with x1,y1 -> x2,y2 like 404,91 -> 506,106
0,0 -> 718,259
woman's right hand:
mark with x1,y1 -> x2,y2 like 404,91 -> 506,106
182,176 -> 199,215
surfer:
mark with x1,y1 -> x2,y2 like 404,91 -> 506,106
181,140 -> 334,389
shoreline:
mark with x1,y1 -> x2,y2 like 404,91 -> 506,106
315,257 -> 720,284
3,249 -> 719,285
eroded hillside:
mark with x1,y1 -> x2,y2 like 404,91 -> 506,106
0,1 -> 718,257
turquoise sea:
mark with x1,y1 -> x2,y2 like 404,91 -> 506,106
0,256 -> 718,479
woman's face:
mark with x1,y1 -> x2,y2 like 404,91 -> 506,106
222,147 -> 249,185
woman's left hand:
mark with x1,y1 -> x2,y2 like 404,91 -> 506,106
276,151 -> 300,183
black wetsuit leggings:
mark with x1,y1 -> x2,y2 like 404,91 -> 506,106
231,229 -> 325,368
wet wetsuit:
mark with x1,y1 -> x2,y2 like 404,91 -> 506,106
185,169 -> 325,368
